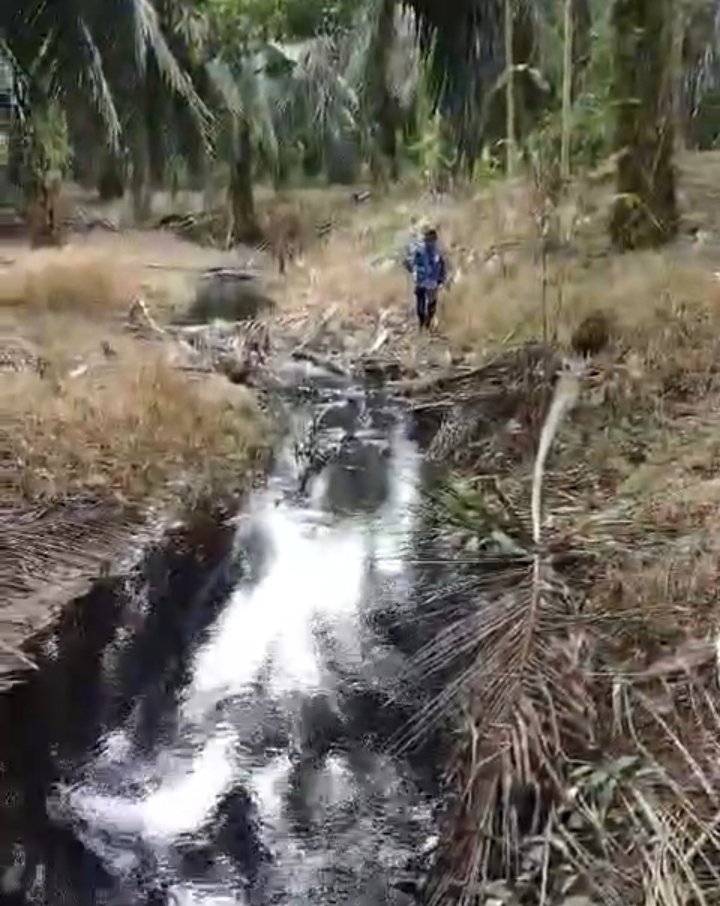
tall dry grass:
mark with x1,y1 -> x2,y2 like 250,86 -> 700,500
1,243 -> 268,509
281,171 -> 720,394
3,349 -> 266,505
0,247 -> 138,315
442,250 -> 720,354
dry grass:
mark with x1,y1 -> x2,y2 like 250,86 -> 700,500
281,156 -> 720,362
0,247 -> 137,315
1,241 -> 269,511
4,353 -> 265,504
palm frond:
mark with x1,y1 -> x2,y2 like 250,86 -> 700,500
395,366 -> 591,906
683,0 -> 720,124
77,18 -> 122,149
3,0 -> 210,152
206,50 -> 285,177
206,57 -> 246,118
130,0 -> 212,130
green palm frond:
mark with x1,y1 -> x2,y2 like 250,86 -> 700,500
77,19 -> 122,148
206,50 -> 284,177
2,0 -> 210,151
129,0 -> 210,128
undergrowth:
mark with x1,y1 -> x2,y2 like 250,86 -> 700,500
4,356 -> 266,505
404,351 -> 720,905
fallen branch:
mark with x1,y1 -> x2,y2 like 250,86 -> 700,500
144,263 -> 254,276
291,348 -> 349,377
396,342 -> 560,398
126,296 -> 166,338
367,308 -> 391,356
293,303 -> 340,353
395,366 -> 487,397
367,327 -> 390,355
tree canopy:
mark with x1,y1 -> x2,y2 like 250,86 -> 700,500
3,0 -> 720,249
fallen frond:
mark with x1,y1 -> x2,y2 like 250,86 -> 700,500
413,352 -> 720,906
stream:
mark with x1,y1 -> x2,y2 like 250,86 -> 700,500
0,359 -> 447,906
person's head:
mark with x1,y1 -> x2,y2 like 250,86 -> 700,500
422,225 -> 438,247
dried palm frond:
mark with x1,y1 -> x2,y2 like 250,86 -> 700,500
412,342 -> 561,471
409,345 -> 720,906
391,362 -> 590,905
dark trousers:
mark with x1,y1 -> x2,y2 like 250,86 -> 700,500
415,287 -> 437,328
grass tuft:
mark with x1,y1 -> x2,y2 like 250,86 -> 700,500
3,353 -> 266,505
0,248 -> 137,315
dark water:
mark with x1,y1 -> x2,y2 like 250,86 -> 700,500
0,362 -> 445,906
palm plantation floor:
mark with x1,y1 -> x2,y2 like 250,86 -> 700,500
4,157 -> 720,902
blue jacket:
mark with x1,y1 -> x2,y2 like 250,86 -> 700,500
405,241 -> 447,290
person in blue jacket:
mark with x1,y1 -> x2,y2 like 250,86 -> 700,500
404,224 -> 448,330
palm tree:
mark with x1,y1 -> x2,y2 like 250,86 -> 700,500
403,0 -> 562,169
279,35 -> 360,182
608,0 -> 678,250
345,0 -> 421,183
206,48 -> 284,242
208,29 -> 367,243
406,0 -> 679,249
362,0 -> 402,181
209,0 -> 423,242
2,0 -> 210,212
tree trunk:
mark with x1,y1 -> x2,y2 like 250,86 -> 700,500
571,0 -> 593,97
228,119 -> 260,245
379,97 -> 399,182
671,0 -> 686,152
560,0 -> 574,184
504,0 -> 517,176
369,0 -> 400,183
609,0 -> 678,250
130,123 -> 152,224
98,152 -> 126,201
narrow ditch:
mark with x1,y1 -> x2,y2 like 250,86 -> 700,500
0,357 -> 453,906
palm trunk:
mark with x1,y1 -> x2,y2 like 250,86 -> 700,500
671,0 -> 686,152
571,0 -> 593,96
609,0 -> 678,250
504,0 -> 517,177
370,0 -> 399,183
98,152 -> 125,201
131,124 -> 152,224
560,0 -> 574,183
229,119 -> 260,245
